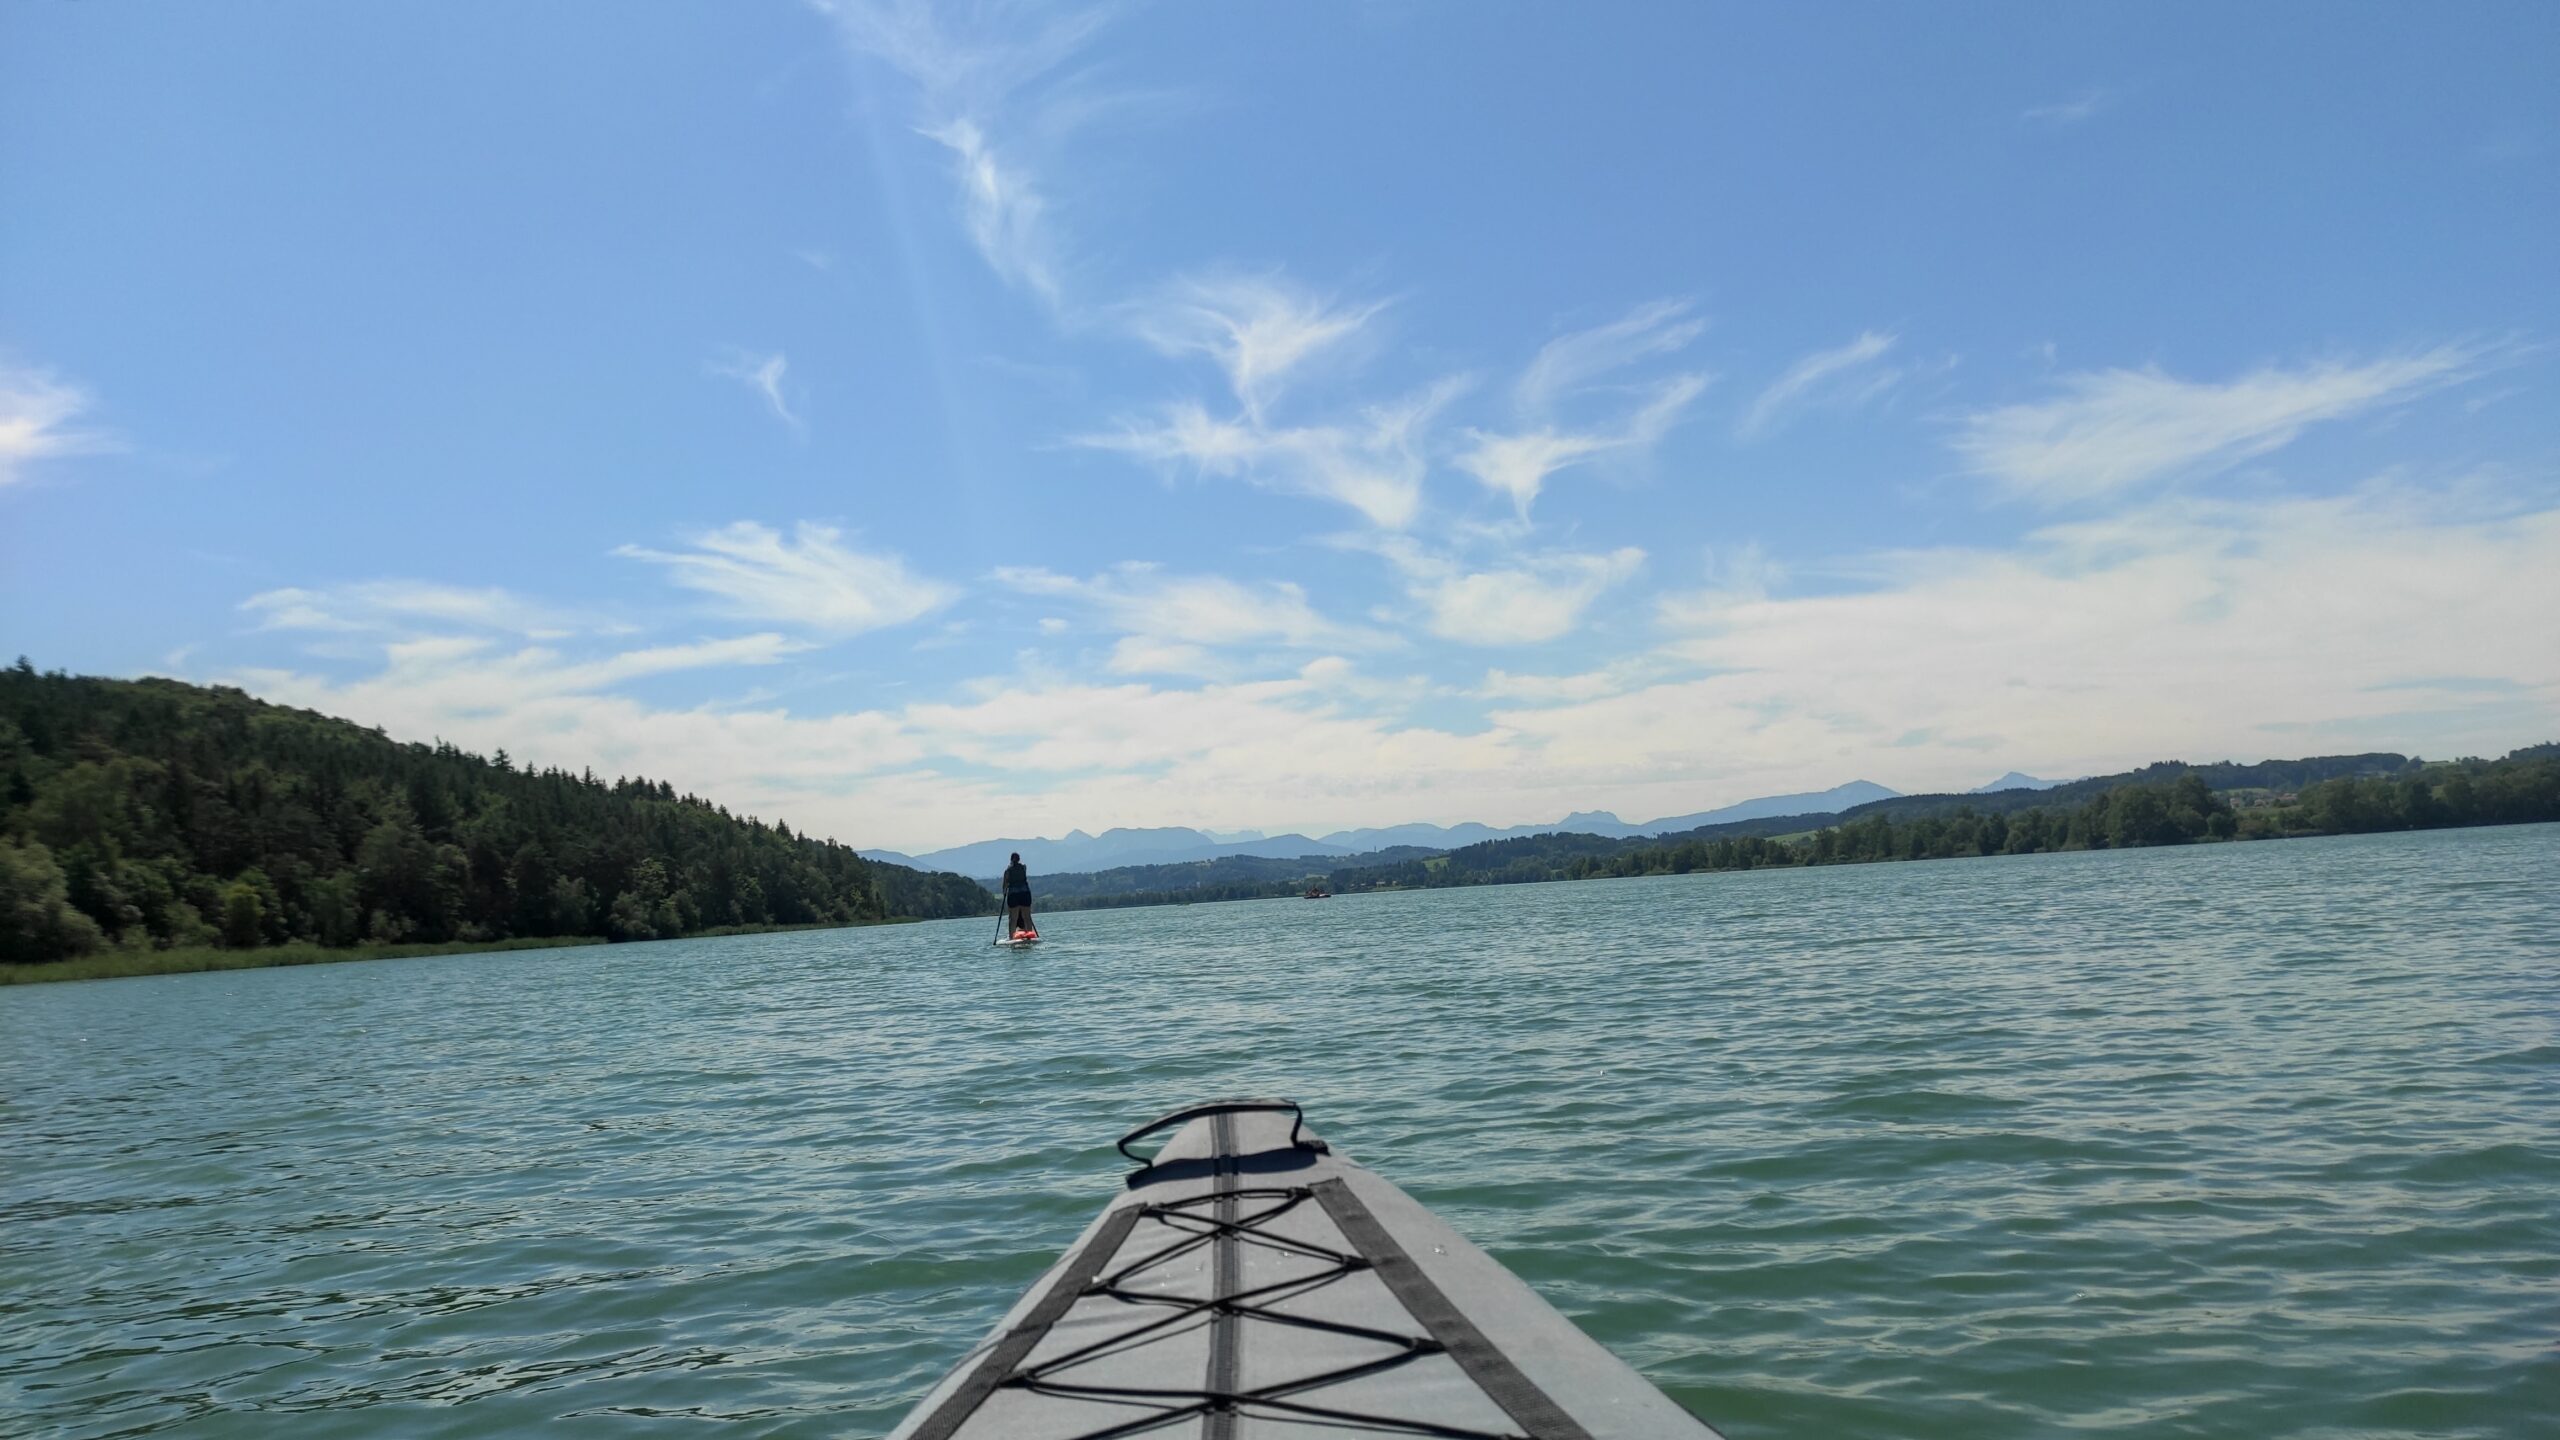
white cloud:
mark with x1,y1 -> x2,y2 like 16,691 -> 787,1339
1080,378 -> 1464,530
1400,545 -> 1647,646
811,0 -> 1108,111
1459,373 -> 1709,520
1516,299 -> 1705,414
2024,90 -> 2113,125
0,362 -> 113,487
1602,486 -> 2560,793
557,633 -> 811,689
810,0 -> 1111,306
1740,330 -> 1900,438
1455,430 -> 1614,520
1475,659 -> 1663,705
251,631 -> 808,716
710,349 -> 801,432
1104,636 -> 1218,676
231,640 -> 1541,852
616,521 -> 957,636
209,482 -> 2559,852
240,581 -> 595,637
1126,273 -> 1384,422
924,117 -> 1059,303
1955,347 -> 2480,503
240,589 -> 367,634
1654,542 -> 1790,623
1092,293 -> 1708,533
996,561 -> 1364,650
1447,303 -> 1709,521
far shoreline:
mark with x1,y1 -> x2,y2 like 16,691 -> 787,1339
0,915 -> 936,988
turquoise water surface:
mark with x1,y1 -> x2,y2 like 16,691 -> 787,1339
5,825 -> 2556,1437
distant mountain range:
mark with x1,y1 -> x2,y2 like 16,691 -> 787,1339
1311,780 -> 1902,849
862,779 -> 1915,878
1969,771 -> 2069,793
1022,752 -> 2469,909
858,827 -> 1356,878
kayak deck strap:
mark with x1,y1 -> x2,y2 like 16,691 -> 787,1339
924,1183 -> 1542,1440
1203,1110 -> 1242,1440
1309,1176 -> 1597,1440
903,1203 -> 1146,1440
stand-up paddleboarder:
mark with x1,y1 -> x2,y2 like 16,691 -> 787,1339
1001,853 -> 1035,939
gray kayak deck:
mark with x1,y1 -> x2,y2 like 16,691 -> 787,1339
888,1100 -> 1721,1440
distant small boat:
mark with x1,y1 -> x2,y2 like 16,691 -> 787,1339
1303,886 -> 1330,899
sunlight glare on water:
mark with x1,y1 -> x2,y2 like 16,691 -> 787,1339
4,826 -> 2556,1438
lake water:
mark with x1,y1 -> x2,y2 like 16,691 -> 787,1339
4,826 -> 2555,1438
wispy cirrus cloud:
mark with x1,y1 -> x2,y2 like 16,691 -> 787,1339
1090,291 -> 1706,540
995,560 -> 1368,652
1955,346 -> 2486,503
2024,89 -> 2114,126
240,581 -> 605,639
1079,378 -> 1465,531
1453,430 -> 1613,522
1124,272 -> 1385,423
810,0 -> 1115,306
1515,299 -> 1705,415
1739,330 -> 1905,439
709,349 -> 802,432
0,361 -> 115,488
1459,371 -> 1707,521
1451,302 -> 1711,521
925,117 -> 1060,303
616,520 -> 957,636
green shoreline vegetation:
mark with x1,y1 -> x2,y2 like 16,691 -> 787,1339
7,663 -> 2554,980
1029,745 -> 2560,910
1,665 -> 991,982
1,934 -> 607,986
1332,751 -> 2560,892
0,918 -> 936,986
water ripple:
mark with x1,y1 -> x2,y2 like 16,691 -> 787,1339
4,825 -> 2555,1438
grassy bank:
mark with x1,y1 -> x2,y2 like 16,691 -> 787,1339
681,915 -> 931,938
0,911 -> 972,987
0,935 -> 610,986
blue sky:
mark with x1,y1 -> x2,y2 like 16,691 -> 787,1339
5,2 -> 2555,851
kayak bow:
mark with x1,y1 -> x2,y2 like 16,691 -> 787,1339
888,1099 -> 1720,1439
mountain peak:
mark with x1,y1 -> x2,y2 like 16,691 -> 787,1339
1969,771 -> 2066,794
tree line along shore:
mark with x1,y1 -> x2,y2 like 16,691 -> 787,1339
4,663 -> 2554,982
1024,746 -> 2560,910
1,666 -> 985,980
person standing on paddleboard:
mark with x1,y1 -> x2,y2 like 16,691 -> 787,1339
1002,853 -> 1035,937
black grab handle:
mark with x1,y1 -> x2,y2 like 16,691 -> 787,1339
1116,1098 -> 1311,1164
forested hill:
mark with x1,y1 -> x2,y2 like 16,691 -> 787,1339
1024,747 -> 2557,911
0,665 -> 990,965
1563,751 -> 2438,850
1327,748 -> 2559,895
1835,752 -> 2423,824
